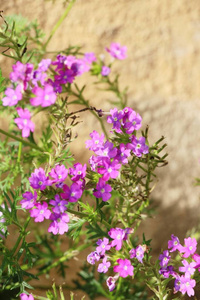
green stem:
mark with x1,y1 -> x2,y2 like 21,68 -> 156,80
0,128 -> 45,152
43,0 -> 76,50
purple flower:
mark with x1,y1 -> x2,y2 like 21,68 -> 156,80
98,159 -> 121,181
176,275 -> 196,297
159,250 -> 171,267
85,130 -> 105,151
10,61 -> 33,90
101,66 -> 110,76
96,237 -> 111,255
107,108 -> 124,133
113,259 -> 134,278
14,107 -> 35,138
49,194 -> 68,214
106,43 -> 127,60
30,84 -> 57,107
108,228 -> 125,250
93,178 -> 112,202
87,251 -> 100,265
123,110 -> 142,134
69,163 -> 87,181
38,58 -> 52,72
97,257 -> 111,273
159,265 -> 174,278
30,202 -> 51,222
106,276 -> 118,291
192,253 -> 200,271
130,245 -> 146,263
60,183 -> 83,202
84,52 -> 96,63
180,237 -> 197,258
49,164 -> 68,184
20,191 -> 37,209
116,143 -> 131,164
20,294 -> 34,300
95,141 -> 117,159
48,212 -> 69,235
2,85 -> 22,106
29,168 -> 49,190
168,234 -> 181,252
128,136 -> 149,157
179,259 -> 196,277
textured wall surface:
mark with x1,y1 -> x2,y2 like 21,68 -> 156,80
1,0 -> 200,298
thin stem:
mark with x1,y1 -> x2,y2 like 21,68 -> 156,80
0,128 -> 45,152
43,0 -> 76,50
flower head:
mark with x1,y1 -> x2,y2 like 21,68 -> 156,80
113,258 -> 134,278
106,43 -> 127,60
14,107 -> 35,138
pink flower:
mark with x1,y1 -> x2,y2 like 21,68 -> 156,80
113,259 -> 134,278
106,42 -> 127,60
30,84 -> 56,107
30,202 -> 51,222
20,293 -> 34,300
14,107 -> 35,138
180,237 -> 197,258
48,213 -> 69,235
2,85 -> 22,106
108,228 -> 125,250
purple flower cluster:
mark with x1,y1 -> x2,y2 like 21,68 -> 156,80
21,163 -> 86,235
87,227 -> 147,292
159,234 -> 199,297
86,107 -> 149,202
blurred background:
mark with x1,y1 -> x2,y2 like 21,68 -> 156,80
1,0 -> 200,298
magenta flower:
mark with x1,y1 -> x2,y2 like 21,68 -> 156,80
97,257 -> 111,273
180,237 -> 197,258
101,66 -> 110,76
30,202 -> 51,222
98,159 -> 121,181
93,178 -> 112,202
29,168 -> 49,190
20,293 -> 34,300
108,228 -> 125,250
49,164 -> 68,184
168,234 -> 181,252
48,212 -> 69,235
30,84 -> 56,107
113,259 -> 134,278
106,42 -> 127,60
96,237 -> 111,255
192,253 -> 200,271
60,183 -> 83,202
20,191 -> 37,209
14,107 -> 35,138
2,85 -> 22,106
